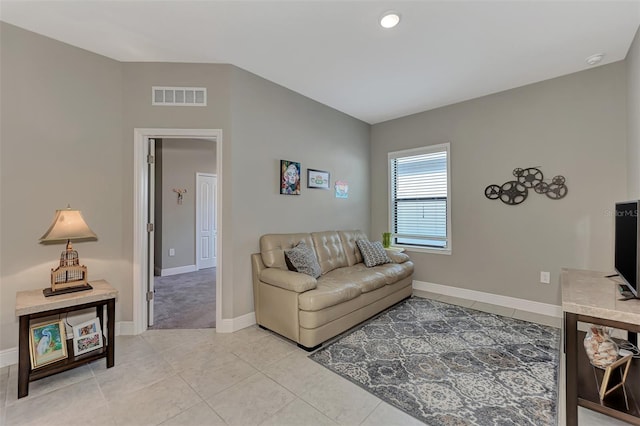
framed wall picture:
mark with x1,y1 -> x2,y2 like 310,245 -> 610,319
307,169 -> 330,189
335,180 -> 349,198
280,160 -> 301,195
72,318 -> 104,356
29,320 -> 67,368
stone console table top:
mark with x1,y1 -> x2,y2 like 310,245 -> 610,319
16,280 -> 118,316
561,268 -> 640,326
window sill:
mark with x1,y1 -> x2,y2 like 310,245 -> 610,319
398,246 -> 451,255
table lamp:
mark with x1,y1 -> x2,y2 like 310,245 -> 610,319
40,205 -> 97,296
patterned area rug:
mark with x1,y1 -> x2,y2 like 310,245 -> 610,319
310,297 -> 560,425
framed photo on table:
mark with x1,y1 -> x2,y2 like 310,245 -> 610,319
29,320 -> 67,369
307,169 -> 330,189
72,318 -> 104,356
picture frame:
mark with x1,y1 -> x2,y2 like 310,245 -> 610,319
280,160 -> 301,195
72,318 -> 104,356
335,180 -> 349,199
598,354 -> 632,402
307,169 -> 330,189
29,320 -> 67,369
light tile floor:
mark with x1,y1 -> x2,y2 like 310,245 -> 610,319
0,291 -> 632,426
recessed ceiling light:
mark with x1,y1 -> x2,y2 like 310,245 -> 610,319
380,11 -> 400,29
585,53 -> 605,66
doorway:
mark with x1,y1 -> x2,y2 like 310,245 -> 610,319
133,128 -> 223,335
150,140 -> 217,328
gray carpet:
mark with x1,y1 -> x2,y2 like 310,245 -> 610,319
310,297 -> 560,426
151,268 -> 216,329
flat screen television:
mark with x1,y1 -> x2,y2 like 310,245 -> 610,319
614,200 -> 639,298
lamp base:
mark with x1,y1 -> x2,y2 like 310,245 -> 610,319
43,283 -> 93,297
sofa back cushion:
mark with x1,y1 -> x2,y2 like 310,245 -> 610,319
338,230 -> 368,266
311,231 -> 348,274
260,233 -> 315,269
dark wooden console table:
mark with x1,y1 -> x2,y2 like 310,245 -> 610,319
15,280 -> 117,398
562,269 -> 640,425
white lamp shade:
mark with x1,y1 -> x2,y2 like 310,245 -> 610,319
40,208 -> 97,242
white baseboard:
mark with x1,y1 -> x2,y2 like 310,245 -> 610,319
116,321 -> 136,336
216,311 -> 256,333
0,347 -> 17,368
0,320 -> 139,368
161,265 -> 197,277
413,280 -> 563,318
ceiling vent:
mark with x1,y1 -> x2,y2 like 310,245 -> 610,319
152,86 -> 207,106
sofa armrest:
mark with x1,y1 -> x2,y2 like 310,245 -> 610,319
388,251 -> 410,264
260,268 -> 317,292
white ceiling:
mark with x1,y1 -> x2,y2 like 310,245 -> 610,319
1,1 -> 639,124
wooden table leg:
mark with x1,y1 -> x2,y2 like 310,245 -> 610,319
96,303 -> 104,338
565,312 -> 578,426
106,298 -> 115,368
18,315 -> 30,398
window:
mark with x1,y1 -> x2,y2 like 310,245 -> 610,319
389,143 -> 451,254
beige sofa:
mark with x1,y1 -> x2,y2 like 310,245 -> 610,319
251,230 -> 414,350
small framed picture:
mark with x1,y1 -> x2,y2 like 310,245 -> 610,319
29,320 -> 67,369
598,354 -> 632,401
280,160 -> 301,195
72,318 -> 103,356
307,169 -> 330,189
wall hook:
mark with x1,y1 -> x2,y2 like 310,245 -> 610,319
173,188 -> 187,205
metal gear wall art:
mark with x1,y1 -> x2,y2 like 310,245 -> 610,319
484,167 -> 568,206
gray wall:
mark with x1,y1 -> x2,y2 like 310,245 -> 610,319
0,23 -> 370,350
0,23 -> 128,350
371,63 -> 628,306
159,138 -> 216,270
628,27 -> 640,200
121,61 -> 235,316
229,67 -> 371,315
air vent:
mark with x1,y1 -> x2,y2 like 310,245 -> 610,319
152,87 -> 207,106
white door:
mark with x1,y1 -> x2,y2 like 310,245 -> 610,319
147,138 -> 156,326
196,173 -> 216,269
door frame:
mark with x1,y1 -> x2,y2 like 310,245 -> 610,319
133,128 -> 223,334
196,172 -> 217,270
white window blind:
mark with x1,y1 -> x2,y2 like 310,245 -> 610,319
389,144 -> 450,251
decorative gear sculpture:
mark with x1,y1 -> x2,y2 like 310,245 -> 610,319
484,184 -> 502,200
517,167 -> 544,188
499,181 -> 528,205
485,167 -> 567,205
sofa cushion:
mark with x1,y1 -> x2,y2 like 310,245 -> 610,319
260,268 -> 317,292
338,230 -> 368,266
284,242 -> 321,278
311,231 -> 348,274
356,240 -> 391,267
387,251 -> 410,264
322,264 -> 387,293
372,261 -> 415,284
298,280 -> 361,311
260,233 -> 315,269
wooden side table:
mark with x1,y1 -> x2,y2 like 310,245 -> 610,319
15,280 -> 118,398
562,269 -> 640,425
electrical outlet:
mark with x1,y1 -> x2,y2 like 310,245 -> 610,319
540,271 -> 550,284
169,248 -> 175,257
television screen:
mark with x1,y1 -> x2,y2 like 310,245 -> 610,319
614,201 -> 639,297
